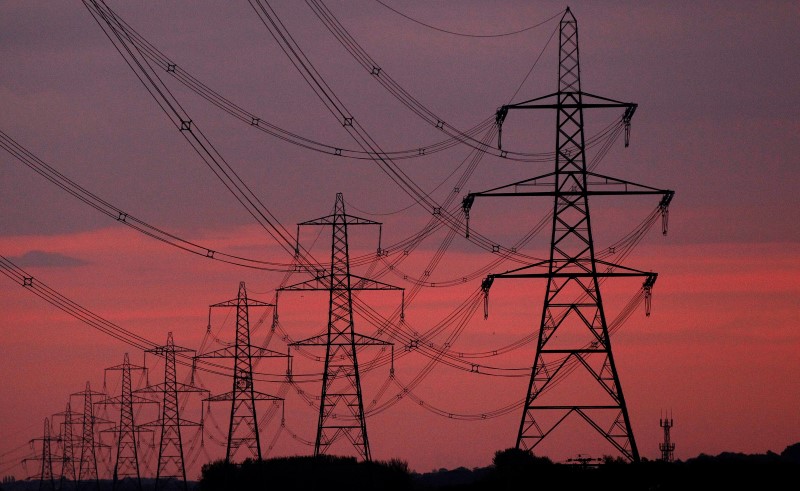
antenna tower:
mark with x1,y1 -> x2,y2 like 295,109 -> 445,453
281,192 -> 401,461
195,281 -> 286,463
659,413 -> 675,462
100,353 -> 152,491
464,8 -> 674,462
139,332 -> 208,491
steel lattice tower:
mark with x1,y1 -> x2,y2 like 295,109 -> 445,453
54,402 -> 78,491
139,332 -> 207,491
196,282 -> 286,463
24,418 -> 56,491
281,193 -> 401,461
464,8 -> 674,462
659,413 -> 675,462
72,381 -> 106,491
100,353 -> 152,491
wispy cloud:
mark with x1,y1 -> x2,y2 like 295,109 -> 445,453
12,249 -> 87,268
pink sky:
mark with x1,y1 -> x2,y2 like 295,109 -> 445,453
1,0 -> 799,478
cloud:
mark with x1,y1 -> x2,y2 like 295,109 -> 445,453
12,250 -> 88,268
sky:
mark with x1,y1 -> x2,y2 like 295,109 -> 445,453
1,0 -> 799,479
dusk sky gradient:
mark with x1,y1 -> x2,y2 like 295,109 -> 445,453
1,0 -> 798,479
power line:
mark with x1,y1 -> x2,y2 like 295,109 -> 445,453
374,1 -> 563,39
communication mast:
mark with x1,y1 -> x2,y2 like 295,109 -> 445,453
659,412 -> 675,462
464,8 -> 674,462
280,193 -> 401,461
195,282 -> 286,463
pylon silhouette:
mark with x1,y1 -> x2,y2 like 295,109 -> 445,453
100,353 -> 153,491
71,381 -> 108,491
54,402 -> 78,491
196,282 -> 286,463
464,8 -> 674,462
281,193 -> 402,461
23,418 -> 56,491
139,332 -> 207,491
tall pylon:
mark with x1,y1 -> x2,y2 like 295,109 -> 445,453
100,353 -> 153,491
464,8 -> 674,462
71,381 -> 107,491
54,402 -> 78,491
139,332 -> 208,491
195,282 -> 286,463
659,412 -> 675,462
281,193 -> 402,461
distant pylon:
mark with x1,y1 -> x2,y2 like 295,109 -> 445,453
71,381 -> 107,491
139,332 -> 208,491
464,8 -> 674,462
23,418 -> 56,491
100,353 -> 153,491
54,402 -> 78,491
659,412 -> 675,462
195,282 -> 286,463
281,193 -> 402,461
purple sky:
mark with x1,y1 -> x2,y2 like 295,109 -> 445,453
1,0 -> 798,478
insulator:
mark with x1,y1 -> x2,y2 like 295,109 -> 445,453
481,276 -> 494,320
658,192 -> 673,236
624,121 -> 631,147
495,106 -> 508,150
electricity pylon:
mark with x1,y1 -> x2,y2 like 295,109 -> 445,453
99,353 -> 153,491
195,281 -> 286,463
139,332 -> 208,491
54,402 -> 78,491
464,8 -> 674,462
659,412 -> 675,462
23,418 -> 56,491
71,381 -> 108,491
280,193 -> 402,461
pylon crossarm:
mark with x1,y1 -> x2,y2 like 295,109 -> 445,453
289,333 -> 329,347
99,425 -> 154,436
210,298 -> 274,308
193,346 -> 236,359
205,391 -> 283,402
468,172 -> 557,199
594,260 -> 657,278
486,259 -> 654,280
350,274 -> 404,292
138,418 -> 203,429
350,333 -> 392,346
279,274 -> 333,291
96,395 -> 157,407
585,171 -> 672,194
135,382 -> 209,394
467,174 -> 671,199
299,214 -> 381,226
251,346 -> 290,358
501,91 -> 635,110
291,332 -> 391,347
